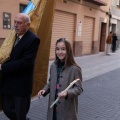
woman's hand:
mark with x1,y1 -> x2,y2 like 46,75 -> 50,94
38,90 -> 46,98
58,91 -> 67,99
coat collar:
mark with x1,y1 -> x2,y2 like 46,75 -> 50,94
54,59 -> 66,70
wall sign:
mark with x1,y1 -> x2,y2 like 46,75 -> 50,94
3,12 -> 11,29
78,20 -> 82,36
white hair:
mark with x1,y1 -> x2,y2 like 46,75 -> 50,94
18,13 -> 31,24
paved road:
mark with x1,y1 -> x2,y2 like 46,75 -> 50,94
1,50 -> 120,120
78,68 -> 120,120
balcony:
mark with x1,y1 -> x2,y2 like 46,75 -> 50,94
84,0 -> 107,6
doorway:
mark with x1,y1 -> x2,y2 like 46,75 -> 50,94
111,24 -> 116,33
99,23 -> 107,52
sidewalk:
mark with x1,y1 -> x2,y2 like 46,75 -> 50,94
75,50 -> 120,81
49,49 -> 120,81
1,50 -> 120,120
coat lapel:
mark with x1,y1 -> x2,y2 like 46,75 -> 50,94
10,30 -> 30,58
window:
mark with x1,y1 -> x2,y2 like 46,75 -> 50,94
20,4 -> 27,13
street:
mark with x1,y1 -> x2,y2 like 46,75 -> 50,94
1,50 -> 120,120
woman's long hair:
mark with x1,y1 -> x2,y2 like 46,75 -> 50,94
55,38 -> 80,68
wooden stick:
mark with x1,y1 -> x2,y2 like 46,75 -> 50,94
50,78 -> 80,108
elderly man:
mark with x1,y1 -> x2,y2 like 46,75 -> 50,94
0,13 -> 40,120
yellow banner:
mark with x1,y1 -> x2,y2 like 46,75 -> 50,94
0,0 -> 56,96
32,0 -> 56,96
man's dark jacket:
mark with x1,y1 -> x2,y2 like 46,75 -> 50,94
1,30 -> 40,97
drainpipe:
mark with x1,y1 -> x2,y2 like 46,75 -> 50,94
106,8 -> 112,34
107,8 -> 112,33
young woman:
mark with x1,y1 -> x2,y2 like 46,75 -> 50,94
38,38 -> 83,120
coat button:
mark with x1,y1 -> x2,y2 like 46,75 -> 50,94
61,76 -> 63,78
59,84 -> 61,87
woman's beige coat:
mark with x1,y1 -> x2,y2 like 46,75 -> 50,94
43,61 -> 83,120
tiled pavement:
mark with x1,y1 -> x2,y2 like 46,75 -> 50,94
1,50 -> 120,120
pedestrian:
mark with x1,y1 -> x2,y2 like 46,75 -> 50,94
38,38 -> 83,120
106,31 -> 113,55
112,33 -> 117,52
0,13 -> 40,120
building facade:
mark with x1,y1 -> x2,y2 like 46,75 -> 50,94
110,0 -> 120,39
49,0 -> 110,59
0,0 -> 110,59
0,0 -> 29,45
